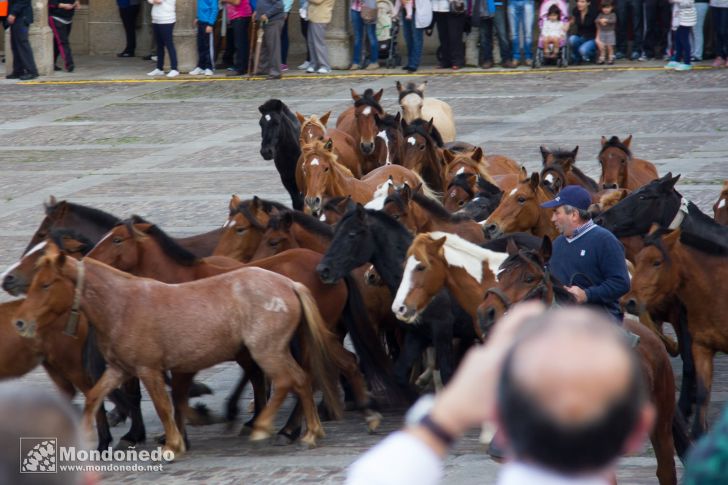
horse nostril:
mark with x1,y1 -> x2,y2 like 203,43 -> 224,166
15,320 -> 24,330
316,265 -> 331,281
603,183 -> 618,190
397,305 -> 406,315
625,298 -> 639,315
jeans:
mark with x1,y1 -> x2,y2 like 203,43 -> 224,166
281,16 -> 289,65
674,25 -> 691,64
401,13 -> 424,68
119,5 -> 140,55
691,3 -> 709,59
616,0 -> 644,54
508,0 -> 534,60
196,23 -> 214,70
153,23 -> 177,71
231,17 -> 250,73
478,8 -> 512,63
644,0 -> 670,58
568,35 -> 597,62
713,6 -> 728,59
351,8 -> 378,65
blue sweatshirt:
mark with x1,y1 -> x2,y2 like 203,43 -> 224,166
548,224 -> 630,321
197,0 -> 218,26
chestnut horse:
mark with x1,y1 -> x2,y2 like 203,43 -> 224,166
396,81 -> 456,143
297,112 -> 363,178
299,139 -> 426,216
336,88 -> 389,173
400,118 -> 447,193
631,226 -> 728,440
539,145 -> 600,198
483,172 -> 558,240
476,239 -> 687,485
598,135 -> 659,190
15,243 -> 345,455
391,232 -> 507,339
713,180 -> 728,225
381,183 -> 485,244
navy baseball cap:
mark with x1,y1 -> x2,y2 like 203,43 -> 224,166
540,185 -> 592,211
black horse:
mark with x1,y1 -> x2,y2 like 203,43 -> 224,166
258,99 -> 303,210
453,175 -> 504,221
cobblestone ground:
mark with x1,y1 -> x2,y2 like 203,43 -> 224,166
1,61 -> 728,484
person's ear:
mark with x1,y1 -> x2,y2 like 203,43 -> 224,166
622,403 -> 656,455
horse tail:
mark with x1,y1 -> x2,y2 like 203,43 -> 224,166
672,408 -> 692,462
341,274 -> 404,404
291,282 -> 343,420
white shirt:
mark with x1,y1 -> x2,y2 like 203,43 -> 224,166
148,0 -> 176,24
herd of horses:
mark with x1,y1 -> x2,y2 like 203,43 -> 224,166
1,81 -> 728,484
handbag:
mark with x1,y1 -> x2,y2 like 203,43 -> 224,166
361,0 -> 378,24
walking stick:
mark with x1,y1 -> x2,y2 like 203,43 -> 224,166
247,20 -> 258,75
252,21 -> 265,77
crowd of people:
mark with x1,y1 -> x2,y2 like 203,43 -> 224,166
2,0 -> 728,79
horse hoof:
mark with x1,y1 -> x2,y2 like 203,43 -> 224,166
273,433 -> 295,446
299,434 -> 318,449
156,434 -> 166,445
250,429 -> 272,442
365,412 -> 383,433
188,381 -> 213,398
107,408 -> 127,427
163,445 -> 184,461
114,439 -> 138,450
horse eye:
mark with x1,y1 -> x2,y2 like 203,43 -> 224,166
42,282 -> 52,290
458,200 -> 465,207
419,145 -> 425,151
113,237 -> 122,244
393,214 -> 400,220
236,228 -> 246,235
324,167 -> 329,172
652,260 -> 662,267
269,239 -> 279,247
415,264 -> 426,272
525,275 -> 535,283
348,231 -> 357,238
517,196 -> 526,204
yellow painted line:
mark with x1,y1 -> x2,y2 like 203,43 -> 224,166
18,65 -> 718,86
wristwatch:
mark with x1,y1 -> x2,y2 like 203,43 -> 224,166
405,394 -> 456,447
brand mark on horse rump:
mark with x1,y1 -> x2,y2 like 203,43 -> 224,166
264,297 -> 288,313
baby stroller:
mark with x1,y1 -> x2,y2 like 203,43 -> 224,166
377,0 -> 401,68
534,0 -> 570,68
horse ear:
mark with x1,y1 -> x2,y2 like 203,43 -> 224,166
45,195 -> 58,209
281,212 -> 294,231
622,135 -> 633,148
520,166 -> 528,177
539,145 -> 550,163
373,113 -> 383,127
416,81 -> 427,93
350,89 -> 361,101
571,146 -> 579,159
540,236 -> 552,261
355,203 -> 366,221
443,149 -> 455,164
426,118 -> 435,131
471,147 -> 483,162
432,235 -> 447,251
600,136 -> 607,146
662,228 -> 681,248
400,118 -> 408,130
258,104 -> 265,115
320,111 -> 331,126
659,172 -> 680,192
396,81 -> 403,92
373,89 -> 384,102
251,196 -> 261,212
324,138 -> 334,152
506,237 -> 519,256
295,112 -> 306,124
529,172 -> 540,190
229,194 -> 241,213
132,223 -> 152,238
394,112 -> 401,123
400,183 -> 412,202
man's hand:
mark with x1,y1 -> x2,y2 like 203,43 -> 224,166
205,25 -> 213,33
260,14 -> 269,23
566,285 -> 587,303
7,14 -> 15,25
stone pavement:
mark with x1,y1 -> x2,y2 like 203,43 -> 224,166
1,57 -> 728,484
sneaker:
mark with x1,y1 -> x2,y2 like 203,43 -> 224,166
350,63 -> 361,70
298,61 -> 311,70
365,63 -> 379,70
615,51 -> 625,60
147,68 -> 164,76
226,66 -> 236,71
166,69 -> 179,78
280,64 -> 288,72
674,63 -> 692,71
306,66 -> 315,73
713,57 -> 725,67
664,61 -> 679,69
151,55 -> 158,62
638,53 -> 647,62
317,67 -> 331,74
480,61 -> 494,69
189,67 -> 203,75
630,51 -> 640,61
203,69 -> 214,76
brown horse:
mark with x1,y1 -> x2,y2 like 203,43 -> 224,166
375,112 -> 406,167
400,118 -> 447,193
477,239 -> 685,485
319,196 -> 356,225
297,112 -> 363,178
441,147 -> 520,208
598,135 -> 659,190
14,243 -> 349,454
299,139 -> 425,216
0,300 -> 43,381
391,232 -> 507,339
539,145 -> 601,198
713,180 -> 728,225
87,218 -> 382,436
381,183 -> 485,244
336,88 -> 389,174
483,172 -> 558,240
631,226 -> 728,439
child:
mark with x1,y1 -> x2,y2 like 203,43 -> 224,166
595,0 -> 616,64
221,0 -> 253,76
49,0 -> 79,72
542,4 -> 566,55
189,0 -> 218,76
666,0 -> 697,70
147,0 -> 178,78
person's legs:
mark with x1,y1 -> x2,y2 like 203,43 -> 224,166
265,17 -> 284,76
523,0 -> 534,61
569,34 -> 584,62
494,6 -> 513,63
351,8 -> 364,65
234,17 -> 250,73
447,12 -> 466,67
300,17 -> 311,63
12,21 -> 38,76
196,22 -> 205,69
366,21 -> 379,64
630,0 -> 645,57
411,27 -> 424,69
643,0 -> 658,57
580,39 -> 597,61
281,16 -> 289,66
164,24 -> 178,70
58,21 -> 74,69
508,0 -> 522,60
616,0 -> 629,55
119,5 -> 139,55
691,3 -> 708,59
309,22 -> 330,70
153,24 -> 164,70
715,7 -> 728,59
402,14 -> 415,66
479,20 -> 494,64
436,11 -> 452,67
49,17 -> 62,67
677,25 -> 691,64
10,23 -> 23,75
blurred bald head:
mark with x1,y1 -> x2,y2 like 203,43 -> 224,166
498,307 -> 647,474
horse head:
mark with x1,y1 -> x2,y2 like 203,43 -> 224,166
630,225 -> 682,314
401,118 -> 444,191
214,195 -> 272,262
300,139 -> 341,216
598,135 -> 633,189
484,172 -> 551,239
297,111 -> 331,145
317,204 -> 377,284
381,182 -> 417,233
87,217 -> 152,273
396,80 -> 427,123
259,99 -> 294,160
319,195 -> 355,225
374,112 -> 404,165
252,211 -> 298,260
351,88 -> 384,155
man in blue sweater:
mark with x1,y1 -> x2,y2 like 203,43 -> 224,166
541,185 -> 631,323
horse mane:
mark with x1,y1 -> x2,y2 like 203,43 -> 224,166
643,227 -> 675,263
377,113 -> 401,129
599,136 -> 632,159
501,248 -> 576,304
301,115 -> 325,134
302,140 -> 354,177
448,154 -> 496,184
49,228 -> 96,256
424,231 -> 509,276
598,189 -> 630,211
680,202 -> 728,256
126,215 -> 199,266
447,173 -> 475,198
569,167 -> 599,192
271,210 -> 334,239
476,176 -> 503,196
361,207 -> 413,239
403,118 -> 444,148
354,89 -> 383,112
397,82 -> 424,102
410,190 -> 473,223
45,200 -> 120,228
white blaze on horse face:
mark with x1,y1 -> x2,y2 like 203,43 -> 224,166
719,198 -> 727,209
392,255 -> 421,319
310,158 -> 320,167
264,114 -> 271,122
544,173 -> 555,183
362,106 -> 372,116
1,241 -> 47,285
377,130 -> 391,165
222,219 -> 236,229
0,261 -> 20,282
407,136 -> 416,146
319,213 -> 327,222
456,167 -> 465,175
509,188 -> 518,197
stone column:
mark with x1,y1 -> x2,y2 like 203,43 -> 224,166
325,0 -> 350,70
172,0 -> 197,72
5,0 -> 54,75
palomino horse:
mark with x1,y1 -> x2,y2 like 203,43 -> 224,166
539,145 -> 601,198
476,239 -> 687,485
336,88 -> 389,173
598,135 -> 659,190
445,174 -> 503,219
631,226 -> 728,440
259,99 -> 304,210
713,180 -> 728,225
381,183 -> 485,244
483,172 -> 558,240
400,118 -> 446,193
391,232 -> 507,339
87,218 -> 383,437
299,139 -> 426,217
296,112 -> 363,178
396,81 -> 456,143
15,243 -> 345,455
